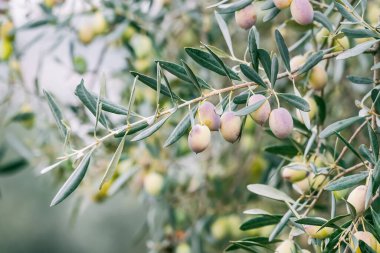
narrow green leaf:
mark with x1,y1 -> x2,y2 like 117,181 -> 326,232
319,116 -> 365,138
240,215 -> 282,231
131,113 -> 173,142
99,134 -> 127,190
247,184 -> 295,203
50,150 -> 93,206
324,172 -> 369,191
337,40 -> 379,60
130,72 -> 180,99
371,62 -> 380,71
277,93 -> 310,112
359,144 -> 375,164
335,131 -> 364,163
114,121 -> 149,138
263,7 -> 280,23
216,0 -> 253,14
264,145 -> 299,157
319,214 -> 349,230
298,51 -> 324,75
269,209 -> 292,242
185,47 -> 240,80
270,55 -> 279,87
240,64 -> 266,87
334,1 -> 357,22
164,106 -> 198,147
371,89 -> 380,114
214,11 -> 235,57
74,79 -> 108,128
234,99 -> 266,116
249,27 -> 260,71
275,30 -> 291,72
0,158 -> 28,174
156,60 -> 210,89
347,75 -> 374,85
43,90 -> 67,138
258,49 -> 271,79
313,11 -> 333,32
367,123 -> 378,161
181,60 -> 202,93
295,217 -> 327,226
203,43 -> 233,80
342,28 -> 380,39
359,240 -> 377,253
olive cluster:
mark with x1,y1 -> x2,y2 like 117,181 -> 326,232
235,0 -> 314,31
188,99 -> 294,154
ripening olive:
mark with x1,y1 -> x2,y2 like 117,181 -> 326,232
93,12 -> 108,35
347,185 -> 368,214
143,171 -> 164,196
198,101 -> 221,131
130,34 -> 153,58
309,65 -> 328,90
78,24 -> 95,45
290,0 -> 314,25
235,5 -> 257,30
296,97 -> 318,122
211,217 -> 229,240
333,36 -> 350,52
275,240 -> 296,253
0,39 -> 12,61
281,163 -> 309,182
175,243 -> 191,253
273,0 -> 292,9
333,188 -> 350,200
316,27 -> 330,44
309,172 -> 329,190
290,55 -> 306,72
248,94 -> 271,126
188,124 -> 211,153
269,108 -> 293,139
220,111 -> 242,143
304,225 -> 334,239
1,20 -> 13,41
351,231 -> 380,253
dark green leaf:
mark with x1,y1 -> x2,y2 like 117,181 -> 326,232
275,30 -> 291,72
240,215 -> 282,231
234,99 -> 266,116
264,145 -> 299,157
114,121 -> 149,138
313,11 -> 333,32
240,64 -> 267,87
249,27 -> 259,71
74,79 -> 108,128
185,47 -> 240,80
157,60 -> 210,89
342,28 -> 380,39
164,106 -> 197,147
359,144 -> 375,164
335,131 -> 364,163
233,92 -> 250,104
371,89 -> 380,114
130,72 -> 180,100
258,49 -> 271,79
324,172 -> 368,191
295,217 -> 327,226
334,1 -> 357,22
203,43 -> 233,80
181,60 -> 202,93
278,93 -> 310,112
131,114 -> 173,142
347,75 -> 374,85
298,51 -> 324,75
319,116 -> 365,138
50,150 -> 93,206
367,123 -> 378,161
0,159 -> 28,174
359,240 -> 377,253
270,55 -> 279,87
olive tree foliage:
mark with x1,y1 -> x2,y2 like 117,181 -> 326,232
1,0 -> 380,252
